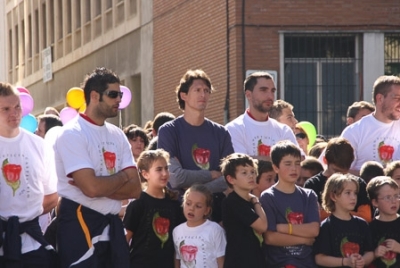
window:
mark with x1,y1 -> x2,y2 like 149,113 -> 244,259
84,0 -> 91,23
94,0 -> 101,17
57,0 -> 63,40
284,34 -> 362,137
385,33 -> 400,76
49,0 -> 54,44
42,3 -> 47,48
28,15 -> 32,58
66,0 -> 72,34
76,0 -> 81,28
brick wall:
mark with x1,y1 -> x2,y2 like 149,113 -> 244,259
153,0 -> 400,125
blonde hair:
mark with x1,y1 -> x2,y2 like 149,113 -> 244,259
183,184 -> 213,219
321,173 -> 359,213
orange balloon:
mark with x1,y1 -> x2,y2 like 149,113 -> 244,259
66,87 -> 85,109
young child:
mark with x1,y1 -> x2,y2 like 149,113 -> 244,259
314,173 -> 374,267
367,176 -> 400,267
252,160 -> 276,198
360,161 -> 384,184
304,137 -> 372,222
260,141 -> 319,267
385,161 -> 400,186
123,149 -> 183,268
173,184 -> 226,268
221,153 -> 267,268
298,157 -> 324,187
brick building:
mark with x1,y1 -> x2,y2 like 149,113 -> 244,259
1,0 -> 400,136
153,0 -> 400,136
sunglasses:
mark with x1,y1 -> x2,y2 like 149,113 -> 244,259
104,90 -> 123,99
295,132 -> 307,139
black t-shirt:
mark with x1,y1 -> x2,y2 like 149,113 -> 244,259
369,217 -> 400,267
222,191 -> 266,268
123,191 -> 184,268
314,214 -> 373,268
304,172 -> 371,212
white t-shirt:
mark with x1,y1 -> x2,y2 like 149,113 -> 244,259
225,112 -> 298,155
0,128 -> 57,254
173,220 -> 226,268
54,115 -> 136,215
341,114 -> 400,170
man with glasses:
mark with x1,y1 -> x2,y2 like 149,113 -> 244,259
226,72 -> 298,160
54,67 -> 141,268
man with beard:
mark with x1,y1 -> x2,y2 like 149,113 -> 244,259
226,72 -> 297,159
341,75 -> 400,174
54,67 -> 141,268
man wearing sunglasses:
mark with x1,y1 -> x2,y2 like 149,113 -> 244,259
54,67 -> 141,268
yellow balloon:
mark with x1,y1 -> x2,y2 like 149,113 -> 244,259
78,103 -> 86,113
66,87 -> 85,109
297,121 -> 317,151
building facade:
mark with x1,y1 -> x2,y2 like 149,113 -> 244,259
153,0 -> 400,137
2,0 -> 400,136
4,0 -> 153,127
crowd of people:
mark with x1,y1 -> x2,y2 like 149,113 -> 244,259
1,67 -> 400,268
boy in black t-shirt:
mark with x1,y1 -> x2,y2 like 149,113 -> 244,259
304,137 -> 372,222
367,176 -> 400,268
221,153 -> 267,268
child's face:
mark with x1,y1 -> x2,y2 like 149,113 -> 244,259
142,159 -> 169,188
391,168 -> 400,186
183,191 -> 210,227
297,168 -> 315,187
257,171 -> 276,193
372,185 -> 400,217
229,164 -> 257,191
128,136 -> 146,159
332,182 -> 357,212
273,155 -> 301,183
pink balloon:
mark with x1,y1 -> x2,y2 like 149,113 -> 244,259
59,107 -> 78,125
20,92 -> 34,116
17,86 -> 30,95
119,86 -> 132,110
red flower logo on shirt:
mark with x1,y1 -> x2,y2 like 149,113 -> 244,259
191,144 -> 210,170
379,238 -> 397,267
102,148 -> 116,174
257,139 -> 271,156
340,237 -> 360,257
286,208 -> 304,224
152,212 -> 170,248
1,159 -> 22,196
378,141 -> 394,165
179,240 -> 198,268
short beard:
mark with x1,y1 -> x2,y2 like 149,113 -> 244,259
253,102 -> 271,113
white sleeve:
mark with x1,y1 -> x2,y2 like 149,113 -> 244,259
226,124 -> 248,154
213,224 -> 227,258
55,130 -> 94,176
